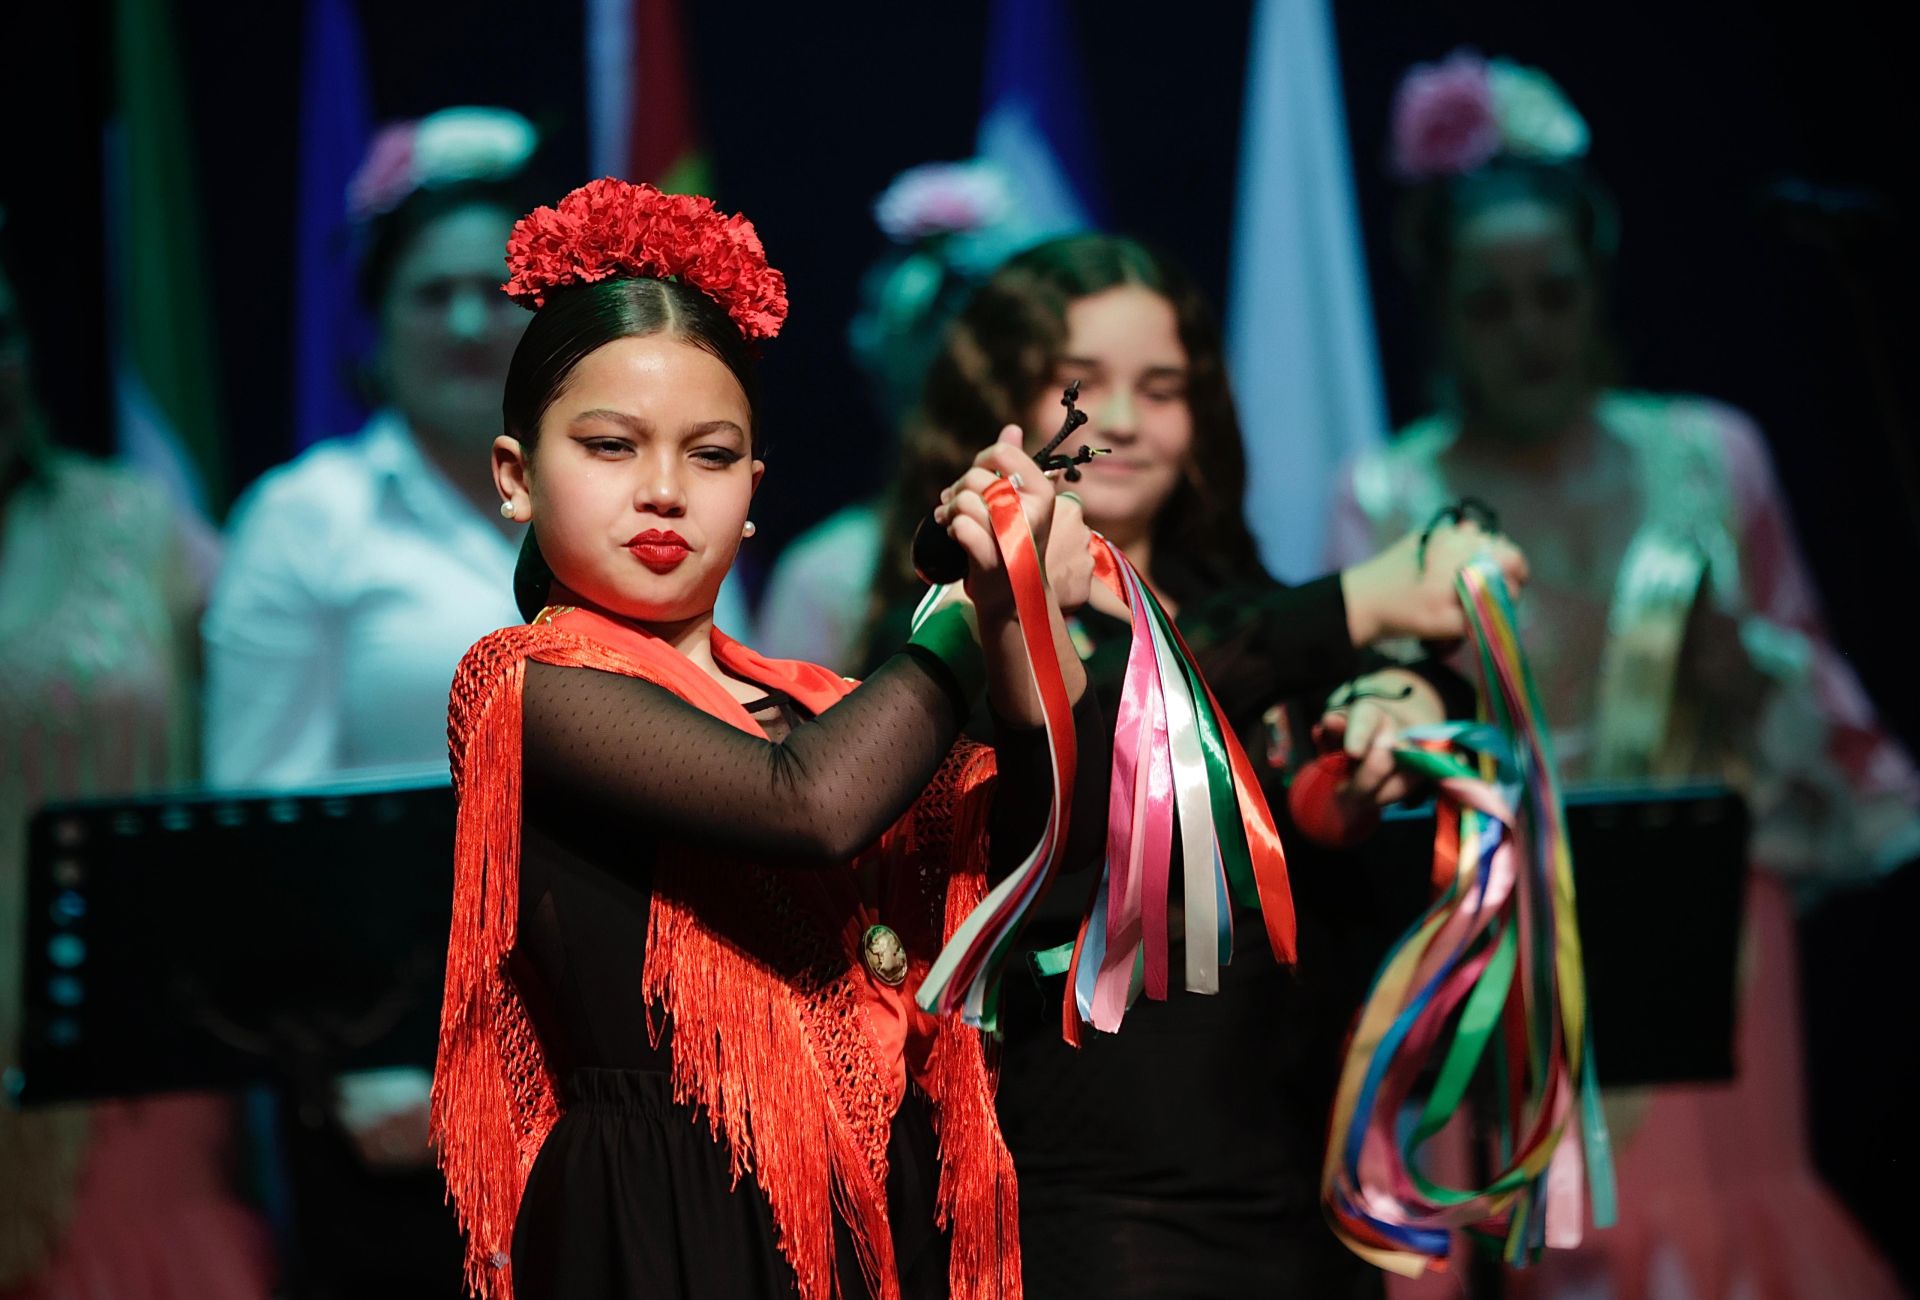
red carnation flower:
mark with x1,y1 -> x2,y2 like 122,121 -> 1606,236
501,178 -> 789,342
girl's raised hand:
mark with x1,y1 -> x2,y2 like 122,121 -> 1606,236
933,424 -> 1058,618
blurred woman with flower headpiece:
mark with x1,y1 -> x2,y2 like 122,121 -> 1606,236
0,220 -> 272,1299
1329,50 -> 1915,1299
204,107 -> 547,794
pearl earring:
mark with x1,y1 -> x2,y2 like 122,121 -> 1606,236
500,500 -> 518,520
743,520 -> 757,538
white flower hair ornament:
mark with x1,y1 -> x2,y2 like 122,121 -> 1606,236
1486,59 -> 1590,163
873,160 -> 1015,245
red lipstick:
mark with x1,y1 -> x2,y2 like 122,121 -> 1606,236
625,528 -> 691,572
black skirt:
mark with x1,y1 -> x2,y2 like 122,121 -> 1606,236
510,1068 -> 952,1300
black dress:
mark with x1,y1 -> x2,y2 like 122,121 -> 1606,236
504,645 -> 1107,1300
891,573 -> 1469,1300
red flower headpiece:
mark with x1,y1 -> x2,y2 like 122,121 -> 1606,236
502,178 -> 789,342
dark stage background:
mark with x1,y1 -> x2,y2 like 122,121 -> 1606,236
4,0 -> 1915,1284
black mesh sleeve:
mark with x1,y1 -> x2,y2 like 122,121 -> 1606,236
521,648 -> 1102,871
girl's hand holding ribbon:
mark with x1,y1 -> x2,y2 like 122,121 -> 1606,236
1317,668 -> 1447,810
933,424 -> 1058,622
1044,490 -> 1095,612
1343,518 -> 1531,646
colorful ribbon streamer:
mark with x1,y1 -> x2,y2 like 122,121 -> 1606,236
915,480 -> 1079,1031
1322,557 -> 1616,1276
1060,538 -> 1294,1044
917,511 -> 1296,1042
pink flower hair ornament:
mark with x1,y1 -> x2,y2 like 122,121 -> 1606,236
1391,50 -> 1590,180
501,178 -> 789,343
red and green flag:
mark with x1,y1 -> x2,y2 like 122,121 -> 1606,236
587,0 -> 710,194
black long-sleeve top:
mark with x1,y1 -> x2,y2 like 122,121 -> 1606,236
509,645 -> 1109,1077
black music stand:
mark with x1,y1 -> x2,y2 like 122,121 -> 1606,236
15,776 -> 456,1108
1348,782 -> 1750,1294
13,776 -> 464,1300
1350,781 -> 1750,1088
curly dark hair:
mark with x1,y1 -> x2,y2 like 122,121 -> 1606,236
865,233 -> 1268,651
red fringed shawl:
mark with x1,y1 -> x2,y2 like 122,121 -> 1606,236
432,607 -> 1020,1300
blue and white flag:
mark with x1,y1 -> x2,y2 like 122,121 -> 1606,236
976,0 -> 1103,242
1226,0 -> 1387,580
292,0 -> 374,450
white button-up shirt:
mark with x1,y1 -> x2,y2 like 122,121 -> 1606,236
202,412 -> 750,789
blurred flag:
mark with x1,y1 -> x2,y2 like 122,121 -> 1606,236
975,0 -> 1104,238
292,0 -> 374,451
107,0 -> 226,516
587,0 -> 710,193
587,0 -> 758,635
1226,0 -> 1387,580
